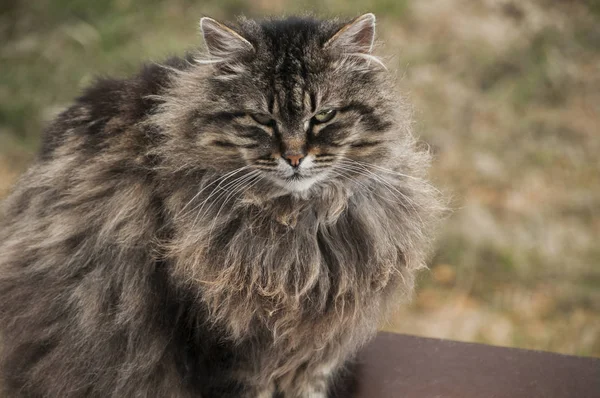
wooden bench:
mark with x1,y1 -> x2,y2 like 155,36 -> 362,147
333,332 -> 600,398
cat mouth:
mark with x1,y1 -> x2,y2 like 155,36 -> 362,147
285,173 -> 306,181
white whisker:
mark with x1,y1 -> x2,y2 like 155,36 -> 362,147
345,158 -> 444,196
335,159 -> 426,228
191,171 -> 259,229
205,173 -> 262,242
178,166 -> 250,219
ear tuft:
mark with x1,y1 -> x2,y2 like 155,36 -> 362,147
200,17 -> 254,59
325,13 -> 376,54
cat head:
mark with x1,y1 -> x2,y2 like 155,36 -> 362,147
159,15 -> 406,195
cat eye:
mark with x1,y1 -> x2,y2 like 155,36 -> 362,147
313,109 -> 336,124
250,113 -> 274,126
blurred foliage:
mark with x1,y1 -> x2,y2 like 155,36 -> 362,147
0,0 -> 599,356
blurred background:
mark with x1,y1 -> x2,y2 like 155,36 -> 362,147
1,0 -> 598,357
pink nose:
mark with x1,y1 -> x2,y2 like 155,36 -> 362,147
284,153 -> 305,168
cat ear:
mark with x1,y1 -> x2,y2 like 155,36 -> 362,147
200,17 -> 254,59
324,13 -> 376,54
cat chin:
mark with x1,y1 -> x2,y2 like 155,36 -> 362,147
270,174 -> 325,194
281,176 -> 320,193
284,177 -> 318,192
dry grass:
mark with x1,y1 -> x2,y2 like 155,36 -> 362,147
1,0 -> 599,356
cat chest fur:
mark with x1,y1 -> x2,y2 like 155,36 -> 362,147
169,188 -> 412,345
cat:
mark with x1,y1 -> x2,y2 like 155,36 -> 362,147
0,13 -> 443,398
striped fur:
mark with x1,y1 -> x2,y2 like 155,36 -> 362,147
0,15 -> 443,397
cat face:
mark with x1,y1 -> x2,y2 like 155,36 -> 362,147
181,15 -> 397,193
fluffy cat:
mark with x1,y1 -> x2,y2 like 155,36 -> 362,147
0,14 -> 442,397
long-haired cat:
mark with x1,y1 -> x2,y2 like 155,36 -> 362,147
0,14 -> 442,397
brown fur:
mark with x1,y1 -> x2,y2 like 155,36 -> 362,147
0,15 -> 443,397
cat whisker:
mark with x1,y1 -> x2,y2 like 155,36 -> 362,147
184,172 -> 255,230
329,169 -> 375,196
331,167 -> 397,203
334,160 -> 426,224
177,166 -> 250,218
344,158 -> 444,196
191,171 -> 260,228
336,160 -> 412,193
205,173 -> 263,243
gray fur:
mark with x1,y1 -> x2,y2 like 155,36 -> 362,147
0,14 -> 443,397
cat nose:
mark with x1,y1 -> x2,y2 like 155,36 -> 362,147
283,153 -> 305,168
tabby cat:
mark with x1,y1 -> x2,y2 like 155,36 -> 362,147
0,13 -> 442,397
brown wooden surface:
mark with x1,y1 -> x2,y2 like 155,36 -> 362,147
343,332 -> 600,398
